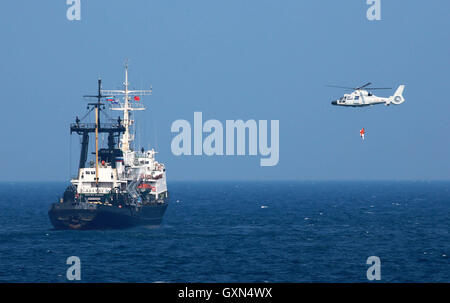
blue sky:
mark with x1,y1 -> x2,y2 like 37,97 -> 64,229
0,0 -> 449,181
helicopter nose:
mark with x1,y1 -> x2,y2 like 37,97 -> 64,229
331,101 -> 337,105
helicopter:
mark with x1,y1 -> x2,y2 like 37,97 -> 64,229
328,82 -> 405,107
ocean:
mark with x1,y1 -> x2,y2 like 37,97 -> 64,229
0,181 -> 448,282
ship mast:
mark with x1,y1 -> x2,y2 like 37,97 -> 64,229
83,79 -> 105,185
101,62 -> 152,153
122,65 -> 132,152
95,103 -> 99,184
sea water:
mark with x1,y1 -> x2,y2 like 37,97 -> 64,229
0,181 -> 448,282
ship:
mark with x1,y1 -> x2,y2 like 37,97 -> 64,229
49,64 -> 169,229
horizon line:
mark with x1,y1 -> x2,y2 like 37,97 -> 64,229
1,179 -> 450,183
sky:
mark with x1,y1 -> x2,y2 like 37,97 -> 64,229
0,0 -> 449,181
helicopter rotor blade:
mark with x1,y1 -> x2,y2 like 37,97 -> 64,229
326,83 -> 392,91
325,85 -> 355,89
356,82 -> 372,90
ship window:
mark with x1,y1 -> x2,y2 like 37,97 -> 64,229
355,96 -> 359,100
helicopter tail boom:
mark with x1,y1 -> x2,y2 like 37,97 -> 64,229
388,85 -> 405,105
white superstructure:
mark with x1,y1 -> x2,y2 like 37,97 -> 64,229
70,64 -> 168,203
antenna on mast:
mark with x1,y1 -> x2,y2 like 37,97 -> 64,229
101,62 -> 153,153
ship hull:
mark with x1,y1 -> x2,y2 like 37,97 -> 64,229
48,201 -> 168,230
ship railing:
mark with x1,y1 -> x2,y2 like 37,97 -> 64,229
70,122 -> 125,132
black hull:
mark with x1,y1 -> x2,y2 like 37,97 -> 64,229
48,202 -> 168,230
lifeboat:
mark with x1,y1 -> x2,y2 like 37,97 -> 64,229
137,183 -> 152,189
137,183 -> 156,192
